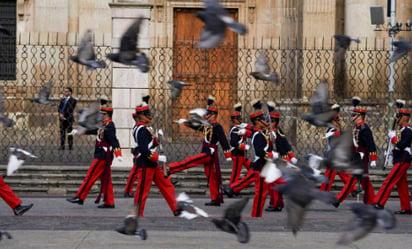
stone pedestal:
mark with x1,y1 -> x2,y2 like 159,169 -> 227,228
109,0 -> 153,167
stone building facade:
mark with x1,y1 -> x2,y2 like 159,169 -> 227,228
5,0 -> 412,166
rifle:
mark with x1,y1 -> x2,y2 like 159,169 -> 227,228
383,117 -> 397,170
154,103 -> 168,178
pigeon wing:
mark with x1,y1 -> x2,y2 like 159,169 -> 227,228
7,154 -> 24,176
77,29 -> 96,61
118,18 -> 143,60
310,82 -> 329,114
38,81 -> 52,102
224,197 -> 249,226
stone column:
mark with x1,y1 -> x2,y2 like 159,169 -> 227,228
109,0 -> 153,167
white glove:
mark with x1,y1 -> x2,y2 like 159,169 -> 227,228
116,156 -> 123,163
237,128 -> 246,136
359,152 -> 364,159
370,160 -> 377,168
226,157 -> 232,162
290,157 -> 298,164
239,123 -> 249,129
388,130 -> 396,138
271,151 -> 279,159
157,129 -> 164,137
176,118 -> 187,124
209,148 -> 215,155
158,155 -> 167,163
244,144 -> 250,151
323,130 -> 335,139
69,129 -> 78,136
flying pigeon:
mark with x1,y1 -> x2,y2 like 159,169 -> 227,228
69,29 -> 107,70
211,197 -> 250,243
75,101 -> 103,134
176,192 -> 208,220
175,108 -> 210,128
115,204 -> 147,240
0,90 -> 14,127
337,203 -> 396,245
0,24 -> 11,36
275,173 -> 337,236
31,81 -> 56,106
305,130 -> 364,176
6,147 -> 38,177
260,158 -> 282,183
107,17 -> 149,73
333,34 -> 360,62
390,38 -> 412,63
167,80 -> 190,100
301,81 -> 337,128
0,230 -> 12,240
250,54 -> 279,85
196,0 -> 247,49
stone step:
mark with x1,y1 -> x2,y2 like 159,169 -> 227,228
1,166 -> 410,198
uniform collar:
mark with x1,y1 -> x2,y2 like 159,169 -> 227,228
137,121 -> 148,126
103,119 -> 112,125
356,121 -> 365,127
211,120 -> 217,124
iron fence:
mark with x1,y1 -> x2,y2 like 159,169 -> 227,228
1,34 -> 411,166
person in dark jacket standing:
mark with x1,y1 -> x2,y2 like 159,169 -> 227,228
66,106 -> 122,208
58,87 -> 77,150
168,95 -> 232,206
374,109 -> 412,214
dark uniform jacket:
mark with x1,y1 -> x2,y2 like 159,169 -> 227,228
229,125 -> 248,156
86,120 -> 121,160
352,121 -> 377,162
132,122 -> 159,168
391,124 -> 412,163
251,128 -> 272,171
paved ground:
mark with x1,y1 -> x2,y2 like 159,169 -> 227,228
1,196 -> 412,249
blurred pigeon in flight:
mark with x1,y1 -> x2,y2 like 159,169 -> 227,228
0,24 -> 11,36
250,54 -> 279,85
305,130 -> 364,176
176,192 -> 208,220
31,81 -> 56,106
211,197 -> 250,243
0,230 -> 12,240
168,80 -> 190,100
107,17 -> 149,73
275,173 -> 336,235
260,158 -> 282,183
196,0 -> 247,49
74,101 -> 103,135
175,108 -> 210,128
6,147 -> 38,177
69,29 -> 107,70
301,81 -> 337,128
337,203 -> 396,245
0,90 -> 14,127
390,38 -> 412,63
115,204 -> 147,240
333,34 -> 360,62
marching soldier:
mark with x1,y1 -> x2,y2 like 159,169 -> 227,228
374,109 -> 412,214
132,102 -> 181,216
265,102 -> 296,212
228,102 -> 251,185
66,106 -> 122,208
320,104 -> 357,194
333,97 -> 377,207
168,95 -> 232,206
224,100 -> 279,217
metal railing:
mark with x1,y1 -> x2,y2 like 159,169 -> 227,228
1,34 -> 411,166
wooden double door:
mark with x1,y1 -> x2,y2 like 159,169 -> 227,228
172,8 -> 239,141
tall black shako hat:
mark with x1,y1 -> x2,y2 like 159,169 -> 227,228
249,99 -> 264,123
230,102 -> 242,120
331,103 -> 340,121
351,96 -> 366,117
135,92 -> 152,117
206,95 -> 218,115
395,99 -> 410,117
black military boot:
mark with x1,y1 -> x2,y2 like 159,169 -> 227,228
13,203 -> 34,216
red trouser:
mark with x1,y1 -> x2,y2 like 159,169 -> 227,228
320,169 -> 355,192
169,153 -> 219,201
374,162 -> 411,210
134,166 -> 179,216
76,159 -> 115,205
252,175 -> 269,217
230,155 -> 251,185
268,178 -> 288,208
125,164 -> 138,194
335,175 -> 375,204
230,168 -> 256,194
0,175 -> 21,209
